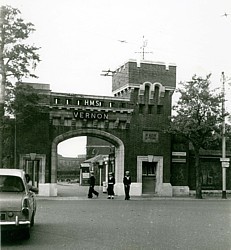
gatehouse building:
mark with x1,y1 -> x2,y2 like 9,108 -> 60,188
15,59 -> 230,196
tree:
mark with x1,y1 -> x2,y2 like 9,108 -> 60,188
168,75 -> 223,199
11,83 -> 41,125
0,5 -> 40,167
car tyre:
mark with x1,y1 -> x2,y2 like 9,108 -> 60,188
23,228 -> 30,240
30,212 -> 35,227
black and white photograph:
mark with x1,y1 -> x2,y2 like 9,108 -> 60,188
0,0 -> 231,249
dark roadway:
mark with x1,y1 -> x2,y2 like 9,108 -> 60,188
1,183 -> 231,250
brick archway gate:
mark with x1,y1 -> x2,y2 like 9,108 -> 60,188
51,129 -> 125,196
17,59 -> 179,197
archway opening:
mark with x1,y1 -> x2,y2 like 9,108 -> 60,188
52,129 -> 125,197
57,137 -> 86,197
57,136 -> 115,197
58,136 -> 87,158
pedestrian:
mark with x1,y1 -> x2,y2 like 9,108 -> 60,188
88,171 -> 99,198
123,170 -> 131,200
25,173 -> 38,193
107,172 -> 115,199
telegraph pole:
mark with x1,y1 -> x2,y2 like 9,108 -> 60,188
220,72 -> 230,199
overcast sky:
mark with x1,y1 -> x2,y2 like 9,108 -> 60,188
3,0 -> 231,157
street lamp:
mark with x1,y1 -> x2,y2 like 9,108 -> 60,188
220,72 -> 230,199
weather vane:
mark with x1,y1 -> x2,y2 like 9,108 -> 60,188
135,35 -> 153,60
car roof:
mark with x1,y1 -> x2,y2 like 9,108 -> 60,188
0,168 -> 25,178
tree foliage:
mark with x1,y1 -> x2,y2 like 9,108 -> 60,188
0,6 -> 40,79
171,75 -> 223,148
169,75 -> 223,198
0,5 -> 40,109
0,5 -> 40,167
11,83 -> 41,124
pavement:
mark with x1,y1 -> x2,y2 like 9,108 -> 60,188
36,182 -> 231,201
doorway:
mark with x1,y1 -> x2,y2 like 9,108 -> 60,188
142,162 -> 157,194
24,160 -> 40,188
19,153 -> 46,190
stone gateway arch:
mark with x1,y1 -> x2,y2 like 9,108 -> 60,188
51,129 -> 125,195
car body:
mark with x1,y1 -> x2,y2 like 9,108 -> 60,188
0,169 -> 37,239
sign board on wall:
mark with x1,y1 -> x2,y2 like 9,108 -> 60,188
73,111 -> 108,120
143,131 -> 159,143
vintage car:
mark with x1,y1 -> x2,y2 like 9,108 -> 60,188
0,169 -> 37,239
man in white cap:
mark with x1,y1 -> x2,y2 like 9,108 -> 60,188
107,172 -> 115,199
123,170 -> 131,200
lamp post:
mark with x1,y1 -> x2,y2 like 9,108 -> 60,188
220,72 -> 230,199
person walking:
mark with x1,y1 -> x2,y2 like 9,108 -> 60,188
88,171 -> 99,198
107,172 -> 115,199
123,170 -> 131,200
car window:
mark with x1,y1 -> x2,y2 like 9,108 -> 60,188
0,175 -> 25,192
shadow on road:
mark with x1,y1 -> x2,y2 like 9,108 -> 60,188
57,182 -> 102,197
1,230 -> 30,246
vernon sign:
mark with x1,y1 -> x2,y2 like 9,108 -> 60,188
73,111 -> 108,120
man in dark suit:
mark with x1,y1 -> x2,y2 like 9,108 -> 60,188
88,171 -> 99,198
123,170 -> 131,200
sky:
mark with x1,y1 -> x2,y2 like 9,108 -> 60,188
3,0 -> 231,157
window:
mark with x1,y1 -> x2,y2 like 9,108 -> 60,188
154,86 -> 160,103
66,99 -> 72,105
142,162 -> 156,176
148,105 -> 154,114
139,104 -> 145,114
0,176 -> 24,192
121,102 -> 126,108
53,118 -> 61,126
64,119 -> 72,126
157,105 -> 163,114
54,98 -> 60,105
